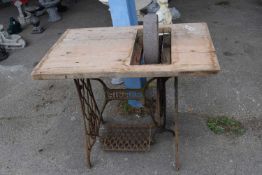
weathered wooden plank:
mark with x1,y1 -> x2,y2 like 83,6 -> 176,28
31,23 -> 220,80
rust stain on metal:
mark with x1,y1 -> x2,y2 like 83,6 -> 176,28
101,124 -> 152,152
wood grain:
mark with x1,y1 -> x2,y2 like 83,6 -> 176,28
31,23 -> 220,80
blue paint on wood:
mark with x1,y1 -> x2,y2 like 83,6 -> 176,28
108,0 -> 145,108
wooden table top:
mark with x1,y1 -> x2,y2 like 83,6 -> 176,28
31,23 -> 220,80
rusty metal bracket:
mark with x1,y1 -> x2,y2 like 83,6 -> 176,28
91,78 -> 167,127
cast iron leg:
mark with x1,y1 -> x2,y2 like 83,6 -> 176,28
155,78 -> 162,126
174,77 -> 180,171
74,79 -> 101,168
158,78 -> 175,135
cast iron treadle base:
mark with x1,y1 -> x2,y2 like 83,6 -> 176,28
101,124 -> 152,152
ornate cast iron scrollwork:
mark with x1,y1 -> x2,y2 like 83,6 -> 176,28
74,77 -> 173,168
74,79 -> 101,168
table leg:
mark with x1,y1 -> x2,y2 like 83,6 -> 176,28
157,78 -> 175,135
74,79 -> 101,168
155,78 -> 163,126
160,78 -> 166,128
174,77 -> 180,171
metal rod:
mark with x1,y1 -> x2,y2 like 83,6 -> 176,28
161,78 -> 166,128
157,77 -> 175,135
174,76 -> 180,171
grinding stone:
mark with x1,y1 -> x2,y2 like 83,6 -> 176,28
143,14 -> 159,64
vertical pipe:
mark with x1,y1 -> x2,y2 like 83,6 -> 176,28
108,0 -> 145,108
108,0 -> 137,26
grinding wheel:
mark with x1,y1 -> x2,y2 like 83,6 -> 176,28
143,14 -> 159,64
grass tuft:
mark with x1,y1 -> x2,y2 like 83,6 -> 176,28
207,116 -> 245,136
118,101 -> 145,115
215,1 -> 230,6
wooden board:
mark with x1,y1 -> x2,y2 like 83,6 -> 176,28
31,23 -> 220,80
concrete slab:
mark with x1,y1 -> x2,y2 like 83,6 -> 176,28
0,0 -> 261,174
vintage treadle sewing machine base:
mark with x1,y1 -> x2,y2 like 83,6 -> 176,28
73,76 -> 180,170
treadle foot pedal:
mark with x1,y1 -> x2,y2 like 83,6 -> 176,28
100,124 -> 152,151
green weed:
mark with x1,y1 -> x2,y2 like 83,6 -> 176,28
207,116 -> 245,136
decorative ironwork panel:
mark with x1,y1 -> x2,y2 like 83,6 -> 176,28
74,79 -> 101,168
101,124 -> 151,151
106,89 -> 144,101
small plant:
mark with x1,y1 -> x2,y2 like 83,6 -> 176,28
118,101 -> 145,115
207,116 -> 245,136
215,1 -> 230,6
122,100 -> 132,113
